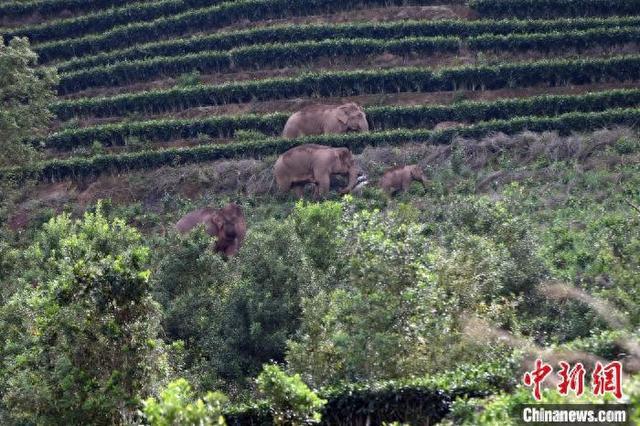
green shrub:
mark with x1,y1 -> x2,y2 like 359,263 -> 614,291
176,70 -> 202,88
0,205 -> 167,424
143,378 -> 227,426
234,129 -> 269,142
256,364 -> 326,425
290,200 -> 343,272
287,205 -> 518,387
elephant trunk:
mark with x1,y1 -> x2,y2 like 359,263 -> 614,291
340,167 -> 360,195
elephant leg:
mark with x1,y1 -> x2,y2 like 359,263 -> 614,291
276,177 -> 289,193
314,174 -> 330,199
224,239 -> 240,257
292,183 -> 305,199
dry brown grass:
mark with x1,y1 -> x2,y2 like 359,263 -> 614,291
11,127 -> 638,232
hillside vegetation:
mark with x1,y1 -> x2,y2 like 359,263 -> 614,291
1,0 -> 639,424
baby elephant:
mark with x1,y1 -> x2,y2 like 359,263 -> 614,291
175,203 -> 246,257
380,165 -> 428,195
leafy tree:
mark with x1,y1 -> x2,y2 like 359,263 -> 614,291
256,364 -> 326,425
217,219 -> 318,385
288,205 -> 516,386
0,205 -> 167,425
448,373 -> 640,425
152,218 -> 319,393
290,200 -> 343,272
151,229 -> 235,391
0,234 -> 20,304
143,378 -> 227,426
0,37 -> 58,168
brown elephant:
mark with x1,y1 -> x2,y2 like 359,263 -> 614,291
380,165 -> 428,195
274,144 -> 364,198
282,102 -> 369,139
175,203 -> 246,257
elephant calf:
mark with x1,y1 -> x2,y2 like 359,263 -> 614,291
175,203 -> 246,257
282,102 -> 369,139
274,144 -> 364,198
380,165 -> 428,195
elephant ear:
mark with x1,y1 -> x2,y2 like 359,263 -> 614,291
336,106 -> 350,124
338,148 -> 353,165
204,214 -> 221,237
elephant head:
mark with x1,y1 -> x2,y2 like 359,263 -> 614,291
207,215 -> 238,241
336,103 -> 369,133
176,204 -> 246,257
333,147 -> 364,194
409,165 -> 429,187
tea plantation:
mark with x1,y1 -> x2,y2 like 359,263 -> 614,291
0,0 -> 639,424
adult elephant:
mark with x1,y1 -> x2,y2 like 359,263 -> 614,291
175,203 -> 246,257
380,165 -> 428,195
274,144 -> 364,198
282,102 -> 369,139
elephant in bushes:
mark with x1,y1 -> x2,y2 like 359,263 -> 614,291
380,165 -> 428,195
282,102 -> 369,139
274,144 -> 365,198
175,203 -> 246,257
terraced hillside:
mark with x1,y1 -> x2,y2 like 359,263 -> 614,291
1,0 -> 640,424
0,0 -> 639,183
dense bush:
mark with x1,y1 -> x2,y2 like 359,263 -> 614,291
143,378 -> 227,426
0,205 -> 167,424
541,207 -> 640,325
152,215 -> 320,392
256,365 -> 326,425
0,37 -> 58,168
223,360 -> 517,425
287,204 -> 519,386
